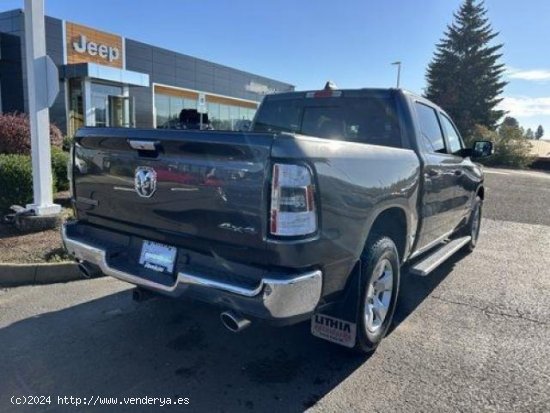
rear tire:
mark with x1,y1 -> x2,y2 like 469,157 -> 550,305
354,235 -> 400,354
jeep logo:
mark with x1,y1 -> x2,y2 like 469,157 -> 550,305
73,34 -> 120,62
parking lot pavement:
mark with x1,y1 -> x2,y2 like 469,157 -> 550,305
1,172 -> 549,412
483,167 -> 550,226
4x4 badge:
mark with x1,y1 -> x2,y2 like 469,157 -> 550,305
134,167 -> 157,198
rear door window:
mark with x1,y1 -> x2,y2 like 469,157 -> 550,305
253,95 -> 402,148
415,102 -> 445,153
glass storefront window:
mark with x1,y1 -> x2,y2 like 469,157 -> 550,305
208,102 -> 220,129
184,98 -> 197,110
169,96 -> 184,121
219,104 -> 231,130
92,95 -> 107,127
155,94 -> 202,127
155,90 -> 257,130
68,78 -> 83,137
90,82 -> 123,127
230,106 -> 240,130
155,94 -> 170,127
91,83 -> 123,97
108,95 -> 134,127
70,80 -> 133,134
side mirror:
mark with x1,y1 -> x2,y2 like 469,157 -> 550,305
471,140 -> 494,158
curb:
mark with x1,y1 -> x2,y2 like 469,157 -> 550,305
0,261 -> 85,287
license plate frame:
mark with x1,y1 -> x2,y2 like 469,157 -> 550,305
139,240 -> 177,274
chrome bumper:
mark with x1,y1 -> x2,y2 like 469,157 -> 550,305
62,223 -> 322,320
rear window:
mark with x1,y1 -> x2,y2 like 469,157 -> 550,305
252,95 -> 402,148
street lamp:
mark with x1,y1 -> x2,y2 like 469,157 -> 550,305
24,0 -> 61,217
391,61 -> 401,88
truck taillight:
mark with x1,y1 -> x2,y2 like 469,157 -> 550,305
270,163 -> 317,237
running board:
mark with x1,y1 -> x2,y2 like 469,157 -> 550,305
409,236 -> 471,276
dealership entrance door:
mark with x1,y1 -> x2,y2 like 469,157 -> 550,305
63,62 -> 149,135
108,95 -> 134,127
68,79 -> 136,135
90,82 -> 134,128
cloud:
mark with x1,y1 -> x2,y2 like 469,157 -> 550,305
506,67 -> 550,81
499,96 -> 550,117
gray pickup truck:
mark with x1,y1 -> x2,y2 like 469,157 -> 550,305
62,86 -> 493,353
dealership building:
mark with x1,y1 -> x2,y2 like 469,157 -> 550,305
0,9 -> 293,135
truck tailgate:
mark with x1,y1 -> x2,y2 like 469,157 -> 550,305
72,128 -> 273,250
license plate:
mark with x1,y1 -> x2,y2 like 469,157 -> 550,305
139,240 -> 177,274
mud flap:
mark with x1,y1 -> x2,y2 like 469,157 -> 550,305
311,260 -> 362,348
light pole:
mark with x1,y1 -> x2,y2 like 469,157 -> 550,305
24,0 -> 60,216
391,61 -> 401,88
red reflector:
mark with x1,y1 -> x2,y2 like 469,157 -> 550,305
313,90 -> 334,98
273,164 -> 279,187
270,210 -> 277,233
306,186 -> 314,211
306,90 -> 342,98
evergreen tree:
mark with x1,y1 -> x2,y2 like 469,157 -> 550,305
502,116 -> 519,128
525,128 -> 534,140
535,125 -> 544,140
425,0 -> 507,137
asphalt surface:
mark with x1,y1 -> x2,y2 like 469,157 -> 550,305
483,167 -> 550,226
1,168 -> 549,413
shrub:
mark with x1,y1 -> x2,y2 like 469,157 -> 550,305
469,124 -> 534,169
62,135 -> 73,152
51,147 -> 69,191
0,154 -> 34,213
0,113 -> 63,155
0,154 -> 59,213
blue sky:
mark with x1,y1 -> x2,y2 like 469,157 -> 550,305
3,0 -> 549,137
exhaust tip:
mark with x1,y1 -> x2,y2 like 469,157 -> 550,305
220,311 -> 251,333
132,287 -> 154,303
78,261 -> 101,279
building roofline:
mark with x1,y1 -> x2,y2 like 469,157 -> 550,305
0,8 -> 293,88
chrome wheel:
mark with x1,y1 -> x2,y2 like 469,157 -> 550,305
364,258 -> 394,333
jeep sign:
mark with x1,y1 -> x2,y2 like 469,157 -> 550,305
65,22 -> 123,69
73,35 -> 120,62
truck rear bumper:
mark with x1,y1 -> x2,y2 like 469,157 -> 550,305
62,221 -> 322,322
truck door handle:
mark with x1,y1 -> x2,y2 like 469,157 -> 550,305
426,170 -> 440,178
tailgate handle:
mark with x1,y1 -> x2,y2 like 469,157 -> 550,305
128,140 -> 160,151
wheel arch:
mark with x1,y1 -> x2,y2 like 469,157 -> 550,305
365,206 -> 409,264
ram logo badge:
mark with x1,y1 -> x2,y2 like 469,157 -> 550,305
134,167 -> 157,198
